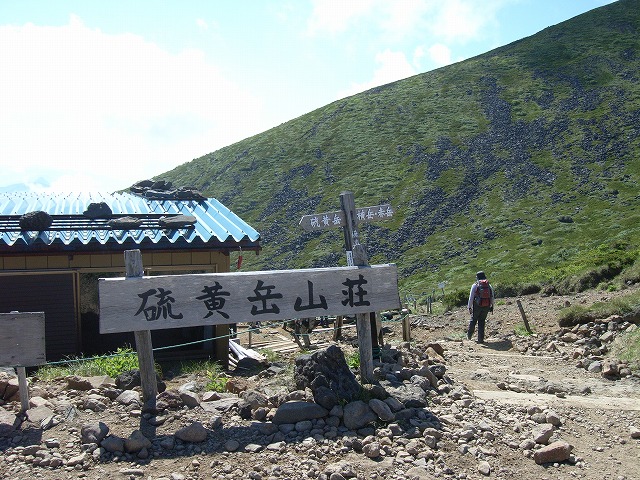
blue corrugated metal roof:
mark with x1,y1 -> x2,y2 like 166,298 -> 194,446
0,192 -> 260,252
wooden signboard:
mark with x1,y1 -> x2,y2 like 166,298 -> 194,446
0,312 -> 46,367
99,264 -> 400,334
299,204 -> 393,231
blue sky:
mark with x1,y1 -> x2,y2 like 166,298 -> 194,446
0,0 -> 616,193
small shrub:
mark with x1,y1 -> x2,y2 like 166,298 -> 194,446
258,348 -> 280,363
514,323 -> 535,336
497,283 -> 541,297
204,361 -> 229,392
93,347 -> 139,377
620,257 -> 640,285
206,376 -> 228,392
558,305 -> 596,327
346,351 -> 360,369
611,329 -> 640,372
442,289 -> 468,310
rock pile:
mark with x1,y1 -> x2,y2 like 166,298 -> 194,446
512,312 -> 639,380
0,338 -> 638,479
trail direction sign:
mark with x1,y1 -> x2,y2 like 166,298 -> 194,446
299,204 -> 393,232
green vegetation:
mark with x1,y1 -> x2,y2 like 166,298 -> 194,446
612,329 -> 640,371
346,351 -> 360,370
153,0 -> 640,298
258,348 -> 280,363
37,347 -> 140,380
514,323 -> 536,336
558,289 -> 640,327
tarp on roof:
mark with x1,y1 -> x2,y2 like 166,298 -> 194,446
0,192 -> 260,253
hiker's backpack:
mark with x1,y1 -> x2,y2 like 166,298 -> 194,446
475,279 -> 492,307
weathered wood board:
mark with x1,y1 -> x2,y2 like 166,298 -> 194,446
99,264 -> 400,333
0,312 -> 46,367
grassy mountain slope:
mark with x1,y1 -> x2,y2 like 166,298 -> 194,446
152,0 -> 640,299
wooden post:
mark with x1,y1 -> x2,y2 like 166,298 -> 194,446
17,367 -> 29,412
340,192 -> 374,383
125,250 -> 158,409
333,315 -> 344,341
402,315 -> 411,342
516,299 -> 533,334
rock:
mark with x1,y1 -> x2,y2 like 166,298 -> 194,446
25,405 -> 55,424
28,396 -> 52,408
533,440 -> 573,464
115,369 -> 166,392
602,359 -> 619,377
600,331 -> 615,343
175,422 -> 208,443
478,460 -> 491,475
66,452 -> 86,467
159,215 -> 197,228
325,461 -> 356,479
630,426 -> 640,439
224,439 -> 240,452
362,441 -> 380,458
294,345 -> 362,403
342,401 -> 377,430
417,364 -> 439,387
272,401 -> 328,424
83,202 -> 113,219
116,390 -> 141,406
107,216 -> 143,229
239,389 -> 269,410
101,435 -> 125,453
587,361 -> 602,373
429,364 -> 446,378
0,408 -> 19,436
179,390 -> 200,408
368,398 -> 395,422
157,389 -> 183,409
66,375 -> 94,391
226,377 -> 253,394
404,466 -> 432,479
545,411 -> 562,426
125,430 -> 152,453
81,421 -> 110,444
19,210 -> 52,231
313,385 -> 340,410
83,397 -> 108,412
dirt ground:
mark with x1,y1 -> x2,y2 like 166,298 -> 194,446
402,285 -> 640,479
1,285 -> 639,479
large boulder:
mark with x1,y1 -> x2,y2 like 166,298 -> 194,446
294,345 -> 361,406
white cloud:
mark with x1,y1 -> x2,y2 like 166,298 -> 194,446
0,15 -> 263,192
306,0 -> 376,35
337,49 -> 416,99
428,0 -> 505,44
196,18 -> 208,30
428,43 -> 452,67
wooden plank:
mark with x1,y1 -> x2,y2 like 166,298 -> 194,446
99,264 -> 400,333
0,312 -> 46,367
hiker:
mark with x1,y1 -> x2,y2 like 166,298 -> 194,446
467,271 -> 494,343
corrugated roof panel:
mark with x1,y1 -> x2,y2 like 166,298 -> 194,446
0,192 -> 260,251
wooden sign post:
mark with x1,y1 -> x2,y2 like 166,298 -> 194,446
100,253 -> 401,396
299,191 -> 394,383
0,311 -> 46,411
125,250 -> 158,409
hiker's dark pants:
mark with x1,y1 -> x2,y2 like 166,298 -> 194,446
468,306 -> 491,342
